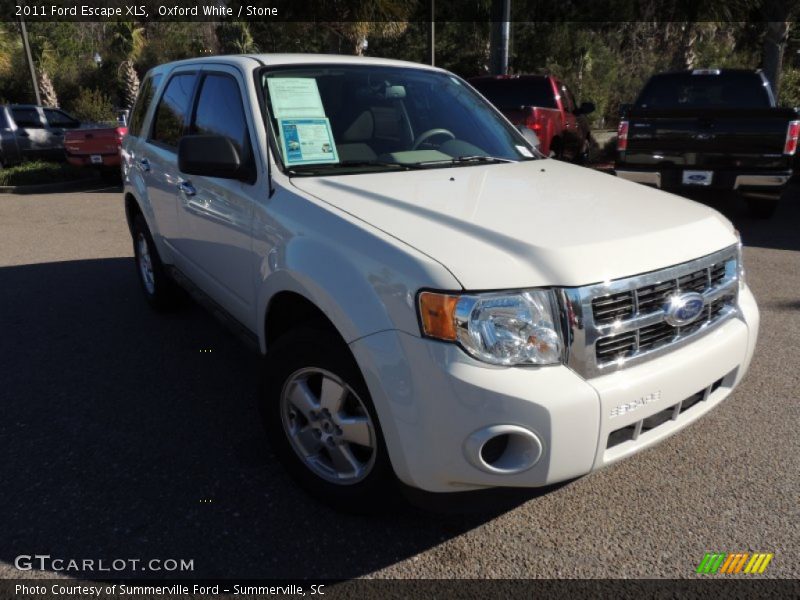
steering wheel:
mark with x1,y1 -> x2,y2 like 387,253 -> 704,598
412,128 -> 455,150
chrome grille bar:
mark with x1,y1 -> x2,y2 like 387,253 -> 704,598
561,245 -> 740,378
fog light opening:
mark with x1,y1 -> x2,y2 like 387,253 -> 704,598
465,425 -> 543,475
479,434 -> 510,465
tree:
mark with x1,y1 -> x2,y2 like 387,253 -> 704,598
37,70 -> 58,107
320,1 -> 417,55
70,87 -> 115,123
119,60 -> 139,110
109,21 -> 145,63
216,21 -> 258,54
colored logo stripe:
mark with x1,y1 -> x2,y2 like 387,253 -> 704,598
697,552 -> 773,574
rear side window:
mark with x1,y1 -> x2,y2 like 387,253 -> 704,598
128,74 -> 162,137
44,109 -> 79,128
191,74 -> 251,160
11,108 -> 43,128
636,72 -> 772,109
150,73 -> 197,149
470,78 -> 557,109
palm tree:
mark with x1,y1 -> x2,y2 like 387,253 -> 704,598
216,21 -> 258,54
322,0 -> 417,55
110,22 -> 145,111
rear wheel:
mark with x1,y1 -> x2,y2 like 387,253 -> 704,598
260,328 -> 397,512
131,213 -> 183,310
745,197 -> 779,219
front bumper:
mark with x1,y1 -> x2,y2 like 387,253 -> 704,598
350,286 -> 759,493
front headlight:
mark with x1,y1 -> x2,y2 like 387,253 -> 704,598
418,289 -> 563,366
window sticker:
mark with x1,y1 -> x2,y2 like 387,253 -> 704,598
267,78 -> 326,119
516,145 -> 534,158
278,118 -> 339,166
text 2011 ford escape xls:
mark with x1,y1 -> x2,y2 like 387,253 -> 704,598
121,55 -> 759,510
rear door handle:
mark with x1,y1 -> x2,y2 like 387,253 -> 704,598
138,158 -> 150,172
177,180 -> 196,196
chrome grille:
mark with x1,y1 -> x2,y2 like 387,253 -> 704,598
562,246 -> 740,378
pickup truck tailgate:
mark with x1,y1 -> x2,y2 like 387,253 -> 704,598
623,108 -> 794,169
64,127 -> 124,156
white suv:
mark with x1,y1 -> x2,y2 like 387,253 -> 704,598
122,55 -> 759,510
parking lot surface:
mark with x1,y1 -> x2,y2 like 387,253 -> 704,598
0,181 -> 798,579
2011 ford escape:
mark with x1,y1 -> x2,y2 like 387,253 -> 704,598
122,55 -> 759,510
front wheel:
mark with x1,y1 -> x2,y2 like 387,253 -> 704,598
260,328 -> 397,512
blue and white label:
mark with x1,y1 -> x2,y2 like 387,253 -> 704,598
278,118 -> 339,166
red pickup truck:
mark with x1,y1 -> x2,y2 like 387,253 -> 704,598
470,74 -> 595,162
64,124 -> 127,175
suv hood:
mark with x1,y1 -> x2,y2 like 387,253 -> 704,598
291,159 -> 737,289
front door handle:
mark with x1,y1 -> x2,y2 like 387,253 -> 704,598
177,180 -> 196,196
138,158 -> 150,172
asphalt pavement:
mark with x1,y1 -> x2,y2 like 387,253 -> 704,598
0,181 -> 797,580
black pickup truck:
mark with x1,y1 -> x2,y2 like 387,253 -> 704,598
615,69 -> 799,217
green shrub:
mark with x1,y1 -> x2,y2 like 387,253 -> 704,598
0,160 -> 90,187
778,68 -> 800,109
68,87 -> 116,124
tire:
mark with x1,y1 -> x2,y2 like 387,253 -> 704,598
131,213 -> 183,310
746,197 -> 779,219
575,135 -> 590,165
549,137 -> 563,160
260,327 -> 398,513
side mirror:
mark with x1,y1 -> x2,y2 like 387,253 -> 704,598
178,135 -> 249,181
618,103 -> 632,117
577,101 -> 595,115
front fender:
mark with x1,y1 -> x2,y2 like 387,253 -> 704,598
257,235 -> 426,353
253,192 -> 461,353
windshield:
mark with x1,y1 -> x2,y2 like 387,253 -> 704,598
260,64 -> 538,175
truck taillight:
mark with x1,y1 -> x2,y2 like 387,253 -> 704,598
617,120 -> 629,152
116,127 -> 128,142
784,120 -> 800,155
525,109 -> 543,132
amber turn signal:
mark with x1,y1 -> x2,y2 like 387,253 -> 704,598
418,292 -> 459,341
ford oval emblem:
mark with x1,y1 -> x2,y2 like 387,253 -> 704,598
664,293 -> 705,327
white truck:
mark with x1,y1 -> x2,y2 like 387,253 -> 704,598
122,55 -> 759,511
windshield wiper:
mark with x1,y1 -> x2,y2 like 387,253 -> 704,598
288,160 -> 424,175
413,155 -> 517,167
